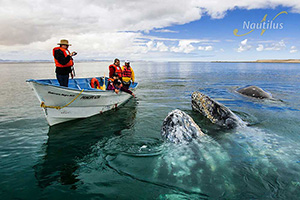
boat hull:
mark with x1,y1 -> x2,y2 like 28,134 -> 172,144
27,80 -> 134,126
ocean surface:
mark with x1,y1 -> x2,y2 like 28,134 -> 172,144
0,61 -> 300,199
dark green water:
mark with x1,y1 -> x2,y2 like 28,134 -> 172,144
0,62 -> 300,199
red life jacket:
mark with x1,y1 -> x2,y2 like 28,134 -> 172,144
122,66 -> 132,78
53,47 -> 74,67
109,64 -> 122,78
90,78 -> 100,89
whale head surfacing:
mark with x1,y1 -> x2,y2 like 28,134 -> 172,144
237,86 -> 272,99
191,91 -> 242,129
161,109 -> 204,144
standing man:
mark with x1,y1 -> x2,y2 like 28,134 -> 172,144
53,39 -> 77,87
121,60 -> 135,89
109,58 -> 122,78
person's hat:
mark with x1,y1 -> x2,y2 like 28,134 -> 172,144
125,60 -> 130,63
57,39 -> 72,46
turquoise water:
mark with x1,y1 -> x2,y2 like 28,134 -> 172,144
0,62 -> 300,199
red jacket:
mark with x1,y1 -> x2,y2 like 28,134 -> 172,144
109,64 -> 122,78
53,47 -> 73,67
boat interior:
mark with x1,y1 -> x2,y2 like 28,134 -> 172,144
27,77 -> 138,91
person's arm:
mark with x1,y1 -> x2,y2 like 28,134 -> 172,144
109,65 -> 115,78
121,87 -> 133,95
121,66 -> 124,77
131,68 -> 135,83
54,49 -> 71,65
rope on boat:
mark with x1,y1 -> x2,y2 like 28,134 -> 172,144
40,89 -> 84,110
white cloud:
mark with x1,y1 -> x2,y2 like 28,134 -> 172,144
0,0 -> 203,46
156,42 -> 169,52
255,40 -> 286,51
197,0 -> 300,19
0,0 -> 299,60
154,29 -> 179,33
198,46 -> 213,51
241,39 -> 248,46
170,40 -> 200,53
265,40 -> 286,51
146,41 -> 169,52
256,44 -> 264,51
236,39 -> 252,52
146,41 -> 155,50
1,0 -> 299,46
0,32 -> 148,60
290,46 -> 298,53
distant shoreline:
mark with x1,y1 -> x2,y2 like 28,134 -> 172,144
211,59 -> 300,63
0,59 -> 299,64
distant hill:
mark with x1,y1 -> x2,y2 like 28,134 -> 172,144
255,59 -> 300,63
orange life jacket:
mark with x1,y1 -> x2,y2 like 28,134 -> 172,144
122,66 -> 132,78
53,47 -> 74,67
90,78 -> 100,89
109,64 -> 122,78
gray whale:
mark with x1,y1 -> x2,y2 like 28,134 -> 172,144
237,85 -> 272,99
161,109 -> 204,143
192,91 -> 243,129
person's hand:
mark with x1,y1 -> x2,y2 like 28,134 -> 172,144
71,72 -> 74,79
132,93 -> 135,97
115,89 -> 119,94
71,52 -> 77,56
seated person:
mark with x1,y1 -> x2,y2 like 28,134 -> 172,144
107,73 -> 119,88
107,79 -> 135,97
122,60 -> 135,89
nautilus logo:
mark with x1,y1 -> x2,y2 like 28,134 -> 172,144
234,11 -> 288,36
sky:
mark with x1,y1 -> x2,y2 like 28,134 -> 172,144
0,0 -> 300,61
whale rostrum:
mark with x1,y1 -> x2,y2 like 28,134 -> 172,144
191,91 -> 243,129
237,85 -> 272,99
161,109 -> 204,143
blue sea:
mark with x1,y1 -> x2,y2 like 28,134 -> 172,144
0,62 -> 300,199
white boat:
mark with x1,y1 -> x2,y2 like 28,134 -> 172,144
27,77 -> 137,126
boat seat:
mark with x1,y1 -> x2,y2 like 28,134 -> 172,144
68,81 -> 79,89
74,80 -> 82,89
85,79 -> 92,89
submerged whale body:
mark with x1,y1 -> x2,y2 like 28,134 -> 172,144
237,85 -> 272,99
161,109 -> 204,143
191,91 -> 242,129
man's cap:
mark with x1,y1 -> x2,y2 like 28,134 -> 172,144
125,60 -> 130,63
57,39 -> 71,46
